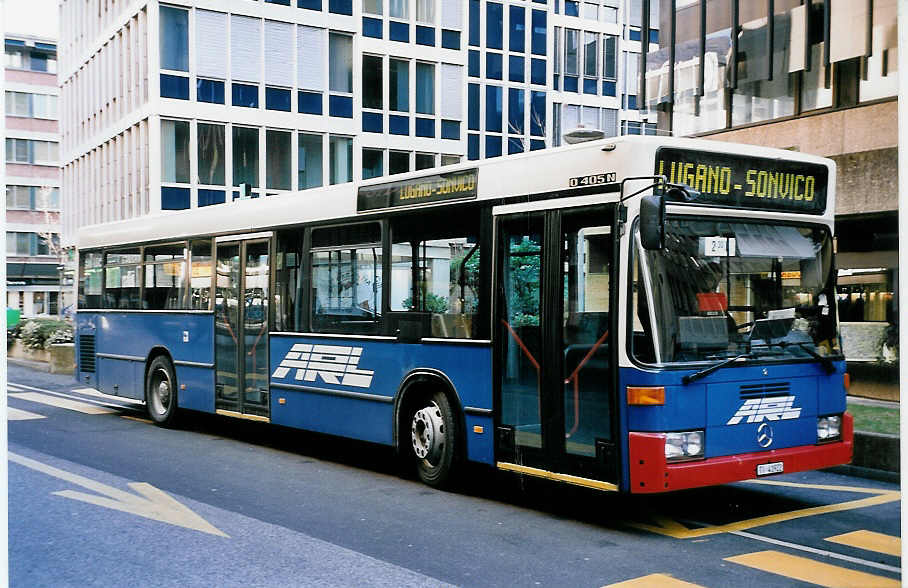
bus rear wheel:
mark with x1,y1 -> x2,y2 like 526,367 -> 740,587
408,391 -> 458,488
146,356 -> 178,427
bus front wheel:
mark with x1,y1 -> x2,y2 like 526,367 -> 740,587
146,356 -> 178,427
408,391 -> 458,488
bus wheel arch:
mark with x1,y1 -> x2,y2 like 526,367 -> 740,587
144,348 -> 179,427
394,371 -> 465,488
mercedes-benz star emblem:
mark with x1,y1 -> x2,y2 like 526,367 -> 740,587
757,423 -> 774,448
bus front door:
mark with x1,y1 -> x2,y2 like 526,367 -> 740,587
215,238 -> 271,419
496,205 -> 618,486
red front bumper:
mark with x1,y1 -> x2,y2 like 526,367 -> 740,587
628,413 -> 853,493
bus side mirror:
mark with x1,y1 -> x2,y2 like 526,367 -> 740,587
640,194 -> 665,250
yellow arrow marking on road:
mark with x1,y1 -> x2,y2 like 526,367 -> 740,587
9,452 -> 228,537
629,479 -> 900,539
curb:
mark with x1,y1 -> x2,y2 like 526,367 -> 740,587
7,357 -> 53,373
833,430 -> 900,482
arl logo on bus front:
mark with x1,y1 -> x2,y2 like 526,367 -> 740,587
726,395 -> 802,425
655,147 -> 829,214
272,343 -> 375,388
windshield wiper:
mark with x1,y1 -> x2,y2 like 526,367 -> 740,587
753,340 -> 836,373
682,353 -> 753,385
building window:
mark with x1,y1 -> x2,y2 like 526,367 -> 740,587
329,136 -> 353,185
531,10 -> 546,56
232,83 -> 260,108
198,123 -> 225,186
417,0 -> 435,24
364,0 -> 382,15
486,85 -> 502,132
565,29 -> 579,75
266,130 -> 293,191
487,2 -> 504,50
508,88 -> 525,135
159,5 -> 189,72
233,126 -> 260,188
416,62 -> 435,115
363,55 -> 383,109
415,153 -> 435,170
389,150 -> 409,174
389,59 -> 409,112
197,79 -> 225,104
299,133 -> 324,189
329,33 -> 353,94
509,5 -> 525,53
363,148 -> 383,179
390,0 -> 408,18
161,120 -> 190,183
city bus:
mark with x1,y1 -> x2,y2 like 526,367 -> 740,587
74,136 -> 852,493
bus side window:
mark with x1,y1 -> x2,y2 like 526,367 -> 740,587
143,242 -> 188,310
79,251 -> 103,309
189,240 -> 212,310
274,230 -> 302,331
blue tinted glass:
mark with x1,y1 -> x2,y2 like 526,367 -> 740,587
363,17 -> 382,38
509,55 -> 524,82
563,76 -> 579,93
602,80 -> 617,96
389,114 -> 409,135
198,189 -> 226,207
362,112 -> 383,133
441,30 -> 460,49
649,29 -> 659,43
161,187 -> 190,210
416,26 -> 435,46
627,95 -> 637,109
530,59 -> 545,85
298,91 -> 323,114
160,74 -> 189,99
468,134 -> 480,160
486,53 -> 502,80
509,6 -> 525,53
468,84 -> 480,130
530,91 -> 545,136
508,88 -> 524,134
441,120 -> 460,140
531,10 -> 546,55
486,2 -> 503,50
468,50 -> 480,77
329,95 -> 354,118
415,117 -> 434,137
266,87 -> 291,111
508,137 -> 524,155
629,28 -> 641,42
469,0 -> 480,46
583,78 -> 597,95
565,1 -> 578,16
197,79 -> 225,104
390,21 -> 409,42
485,135 -> 502,158
232,83 -> 259,108
530,139 -> 545,151
486,86 -> 502,132
265,0 -> 291,4
160,6 -> 188,71
298,0 -> 321,8
329,0 -> 353,15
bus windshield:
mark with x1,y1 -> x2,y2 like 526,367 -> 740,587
631,218 -> 842,366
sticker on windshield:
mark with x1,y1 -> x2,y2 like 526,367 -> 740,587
699,236 -> 736,257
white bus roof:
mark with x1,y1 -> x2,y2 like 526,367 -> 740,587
78,135 -> 836,250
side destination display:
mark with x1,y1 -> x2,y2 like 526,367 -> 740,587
654,147 -> 828,214
358,168 -> 478,212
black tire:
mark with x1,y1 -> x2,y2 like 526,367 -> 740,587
145,355 -> 179,427
407,390 -> 459,488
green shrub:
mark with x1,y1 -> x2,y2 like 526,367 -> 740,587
19,319 -> 73,350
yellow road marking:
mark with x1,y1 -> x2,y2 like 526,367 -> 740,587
725,550 -> 900,587
71,387 -> 143,404
826,530 -> 901,557
121,415 -> 153,424
602,573 -> 705,587
10,392 -> 116,415
7,385 -> 24,392
8,407 -> 46,421
629,482 -> 900,539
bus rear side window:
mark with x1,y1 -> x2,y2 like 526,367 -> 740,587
190,240 -> 212,310
104,248 -> 142,309
79,252 -> 103,309
143,243 -> 188,310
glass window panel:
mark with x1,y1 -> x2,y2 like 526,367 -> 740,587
565,29 -> 579,75
198,123 -> 225,185
584,32 -> 598,77
190,240 -> 212,310
266,130 -> 292,190
160,6 -> 189,71
509,5 -> 525,53
441,155 -> 460,166
390,0 -> 408,18
487,2 -> 503,50
161,119 -> 190,183
508,88 -> 525,134
389,59 -> 410,111
363,148 -> 383,179
415,153 -> 434,170
299,133 -> 324,189
417,0 -> 435,23
486,85 -> 502,132
232,126 -> 260,188
416,62 -> 435,115
311,246 -> 384,334
364,0 -> 382,15
859,0 -> 898,102
329,135 -> 353,185
329,33 -> 353,93
554,27 -> 562,74
389,150 -> 410,174
363,55 -> 383,109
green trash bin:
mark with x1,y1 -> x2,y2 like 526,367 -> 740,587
6,307 -> 21,329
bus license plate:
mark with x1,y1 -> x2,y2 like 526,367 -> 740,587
757,461 -> 784,476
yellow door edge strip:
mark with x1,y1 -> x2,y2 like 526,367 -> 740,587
215,409 -> 271,423
496,462 -> 618,492
628,491 -> 901,539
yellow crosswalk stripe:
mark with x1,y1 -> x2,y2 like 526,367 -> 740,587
10,392 -> 116,415
725,550 -> 899,587
7,407 -> 46,421
602,573 -> 705,587
826,530 -> 901,557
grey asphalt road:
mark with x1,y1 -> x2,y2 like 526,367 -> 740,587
6,363 -> 901,587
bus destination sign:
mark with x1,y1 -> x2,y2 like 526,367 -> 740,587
357,169 -> 478,212
654,147 -> 828,214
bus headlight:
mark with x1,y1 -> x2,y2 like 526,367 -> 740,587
817,415 -> 842,442
665,431 -> 704,462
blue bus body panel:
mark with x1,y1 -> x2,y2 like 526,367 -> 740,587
269,335 -> 495,464
76,312 -> 215,410
618,360 -> 847,491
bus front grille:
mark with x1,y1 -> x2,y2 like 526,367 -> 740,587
79,335 -> 96,373
739,382 -> 790,398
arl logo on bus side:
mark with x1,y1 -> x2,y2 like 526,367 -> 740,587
272,344 -> 375,388
726,395 -> 802,425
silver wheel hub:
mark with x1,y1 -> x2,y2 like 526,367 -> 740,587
152,371 -> 171,415
411,401 -> 445,463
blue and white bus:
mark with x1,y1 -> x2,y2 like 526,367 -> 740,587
75,136 -> 852,492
